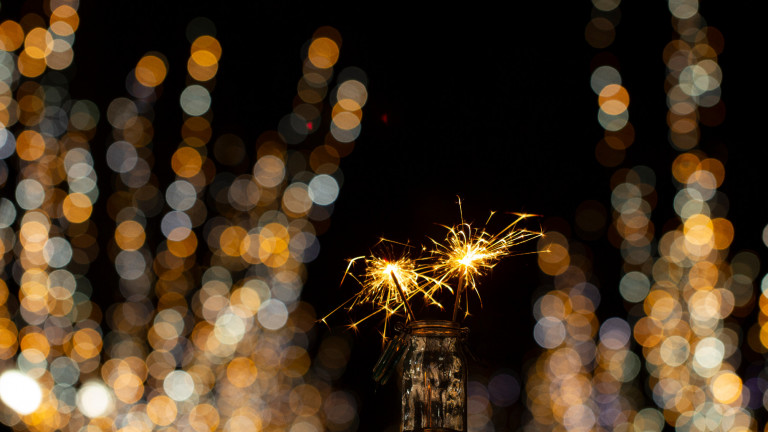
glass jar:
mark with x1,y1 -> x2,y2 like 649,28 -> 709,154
400,320 -> 467,432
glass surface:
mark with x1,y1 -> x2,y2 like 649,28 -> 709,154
400,320 -> 467,432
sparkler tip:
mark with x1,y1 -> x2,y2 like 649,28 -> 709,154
346,321 -> 361,333
511,211 -> 542,218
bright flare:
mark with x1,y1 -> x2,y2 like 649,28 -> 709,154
76,381 -> 113,418
0,370 -> 42,415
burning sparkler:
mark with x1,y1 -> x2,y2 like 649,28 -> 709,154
321,242 -> 445,339
324,202 -> 543,336
429,204 -> 543,321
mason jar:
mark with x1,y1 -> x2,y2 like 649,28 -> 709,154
399,320 -> 468,432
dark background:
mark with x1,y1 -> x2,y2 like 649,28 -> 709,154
5,1 -> 764,429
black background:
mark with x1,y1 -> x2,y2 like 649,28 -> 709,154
4,1 -> 765,429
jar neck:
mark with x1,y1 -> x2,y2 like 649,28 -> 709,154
407,320 -> 462,336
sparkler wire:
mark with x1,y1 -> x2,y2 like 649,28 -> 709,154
391,270 -> 416,322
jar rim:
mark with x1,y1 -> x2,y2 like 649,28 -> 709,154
417,428 -> 462,432
407,320 -> 460,331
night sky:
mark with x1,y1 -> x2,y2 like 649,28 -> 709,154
2,1 -> 765,430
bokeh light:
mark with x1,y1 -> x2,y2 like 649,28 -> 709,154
0,370 -> 42,414
0,3 -> 760,432
76,381 -> 113,418
525,3 -> 752,432
1,8 -> 368,432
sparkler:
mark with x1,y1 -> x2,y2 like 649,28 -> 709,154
324,204 -> 543,335
429,205 -> 543,322
390,269 -> 416,322
321,243 -> 445,338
